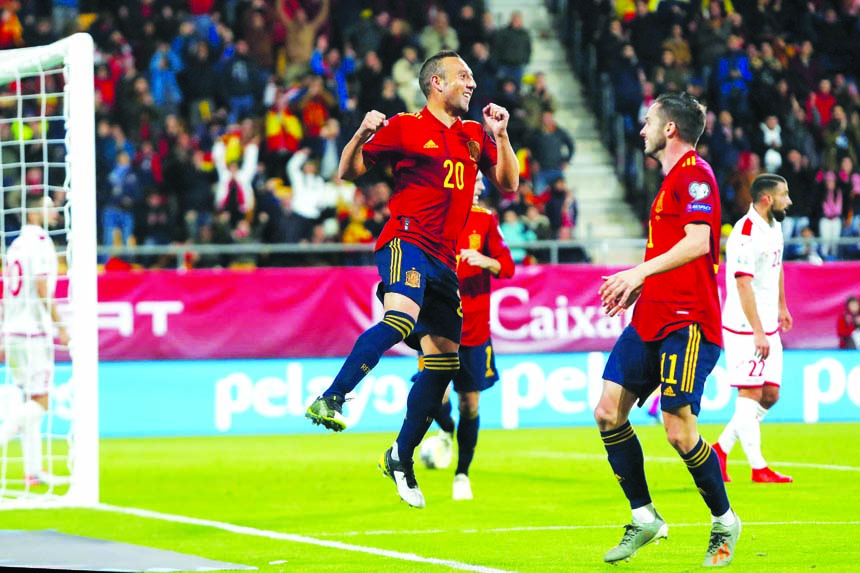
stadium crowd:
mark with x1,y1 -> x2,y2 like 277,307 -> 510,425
573,0 -> 860,262
1,0 -> 579,269
2,0 -> 859,267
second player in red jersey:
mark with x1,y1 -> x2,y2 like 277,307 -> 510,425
457,201 -> 515,345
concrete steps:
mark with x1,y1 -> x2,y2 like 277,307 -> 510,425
487,0 -> 644,264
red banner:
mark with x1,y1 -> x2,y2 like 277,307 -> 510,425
85,263 -> 859,360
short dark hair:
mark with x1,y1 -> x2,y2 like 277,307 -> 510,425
654,91 -> 706,146
418,50 -> 461,97
750,173 -> 787,203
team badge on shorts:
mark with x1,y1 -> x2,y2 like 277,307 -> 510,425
405,269 -> 421,288
467,141 -> 481,163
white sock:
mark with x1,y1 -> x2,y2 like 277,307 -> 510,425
713,509 -> 737,527
717,397 -> 743,454
0,402 -> 25,447
734,397 -> 766,469
20,400 -> 45,477
632,503 -> 656,524
756,403 -> 769,422
390,441 -> 400,461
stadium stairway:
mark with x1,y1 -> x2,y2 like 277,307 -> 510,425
487,0 -> 645,264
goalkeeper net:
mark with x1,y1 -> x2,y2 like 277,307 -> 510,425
0,33 -> 98,508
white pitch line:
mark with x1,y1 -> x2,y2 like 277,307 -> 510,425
323,520 -> 860,538
94,503 -> 519,573
525,451 -> 860,472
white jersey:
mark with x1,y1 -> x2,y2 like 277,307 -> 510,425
722,206 -> 783,333
3,224 -> 59,336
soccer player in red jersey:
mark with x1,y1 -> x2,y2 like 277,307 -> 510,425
595,92 -> 741,567
305,50 -> 518,508
416,175 -> 515,501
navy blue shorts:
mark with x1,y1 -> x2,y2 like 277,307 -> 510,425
376,238 -> 463,347
453,339 -> 499,393
602,324 -> 720,416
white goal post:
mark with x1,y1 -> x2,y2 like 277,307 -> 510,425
0,33 -> 98,508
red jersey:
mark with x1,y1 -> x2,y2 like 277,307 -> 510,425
362,108 -> 499,270
632,151 -> 723,346
457,206 -> 515,346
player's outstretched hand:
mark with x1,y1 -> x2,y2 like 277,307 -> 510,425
599,269 -> 644,317
459,248 -> 493,269
358,110 -> 388,140
482,104 -> 509,137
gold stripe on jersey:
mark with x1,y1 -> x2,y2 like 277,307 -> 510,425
682,325 -> 701,394
389,238 -> 402,283
601,424 -> 636,446
684,441 -> 712,469
682,156 -> 697,167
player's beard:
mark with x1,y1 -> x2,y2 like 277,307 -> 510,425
644,132 -> 666,158
772,208 -> 787,222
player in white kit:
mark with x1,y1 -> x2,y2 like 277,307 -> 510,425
714,174 -> 794,484
1,195 -> 69,487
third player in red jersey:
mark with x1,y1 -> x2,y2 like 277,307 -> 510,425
634,150 -> 722,346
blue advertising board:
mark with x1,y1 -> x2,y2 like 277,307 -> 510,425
74,350 -> 860,437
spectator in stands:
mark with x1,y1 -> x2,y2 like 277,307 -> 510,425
355,50 -> 386,115
376,77 -> 407,119
242,0 -> 276,71
522,204 -> 552,242
814,7 -> 850,75
777,148 -> 815,240
452,4 -> 483,59
822,106 -> 859,169
310,36 -> 357,114
626,1 -> 662,72
716,34 -> 753,123
463,41 -> 498,123
844,172 -> 860,240
149,41 -> 184,117
220,39 -> 265,125
277,0 -> 330,81
807,77 -> 837,139
528,111 -> 575,195
493,10 -> 531,89
786,40 -> 823,103
543,176 -> 577,238
522,72 -> 557,135
817,170 -> 844,259
612,44 -> 645,130
652,48 -> 689,94
752,114 -> 784,171
286,147 -> 335,242
103,150 -> 142,248
419,9 -> 459,60
296,74 -> 337,141
377,18 -> 413,77
499,208 -> 535,264
392,45 -> 424,113
662,24 -> 691,70
734,152 -> 765,218
0,2 -> 24,49
837,296 -> 860,350
213,132 -> 258,230
346,9 -> 388,62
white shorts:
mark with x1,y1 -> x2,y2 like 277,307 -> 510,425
722,329 -> 783,388
5,334 -> 55,396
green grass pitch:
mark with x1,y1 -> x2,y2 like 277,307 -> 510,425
3,422 -> 859,572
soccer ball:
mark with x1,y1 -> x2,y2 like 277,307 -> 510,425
419,433 -> 453,470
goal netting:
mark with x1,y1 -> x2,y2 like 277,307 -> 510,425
0,33 -> 98,508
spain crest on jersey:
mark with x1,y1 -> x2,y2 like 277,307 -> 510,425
469,232 -> 482,250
